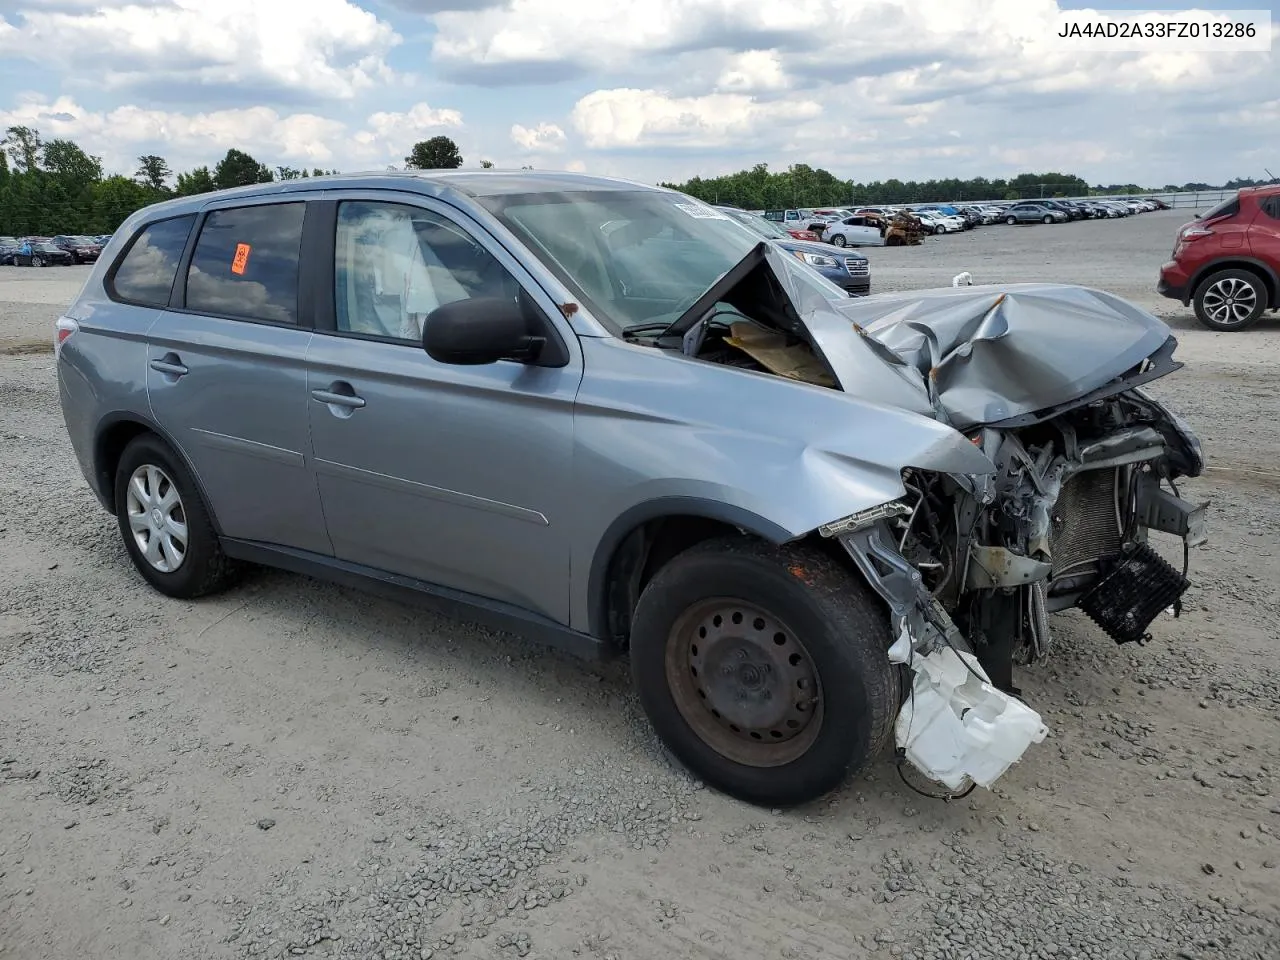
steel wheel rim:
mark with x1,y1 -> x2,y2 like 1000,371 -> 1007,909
665,598 -> 824,768
1203,278 -> 1258,325
125,464 -> 188,573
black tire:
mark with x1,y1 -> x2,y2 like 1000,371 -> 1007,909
1005,216 -> 1016,225
629,537 -> 898,807
113,433 -> 241,599
830,234 -> 847,247
32,256 -> 45,267
1192,268 -> 1268,331
1042,215 -> 1052,224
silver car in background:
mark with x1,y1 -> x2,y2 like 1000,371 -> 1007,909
56,171 -> 1208,807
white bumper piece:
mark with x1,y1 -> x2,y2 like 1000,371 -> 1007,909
888,632 -> 1048,791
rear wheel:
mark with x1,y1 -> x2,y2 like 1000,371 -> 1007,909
829,234 -> 847,247
629,538 -> 899,807
114,434 -> 241,599
1193,269 -> 1268,331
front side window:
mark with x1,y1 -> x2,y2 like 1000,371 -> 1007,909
334,201 -> 523,342
185,203 -> 305,324
110,214 -> 197,306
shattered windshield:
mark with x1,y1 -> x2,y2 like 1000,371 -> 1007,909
484,190 -> 782,332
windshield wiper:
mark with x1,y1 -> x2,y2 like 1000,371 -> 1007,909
621,321 -> 678,339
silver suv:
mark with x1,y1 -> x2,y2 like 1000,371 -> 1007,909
57,172 -> 1208,806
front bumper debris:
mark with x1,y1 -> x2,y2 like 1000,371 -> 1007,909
840,519 -> 1050,791
888,631 -> 1048,792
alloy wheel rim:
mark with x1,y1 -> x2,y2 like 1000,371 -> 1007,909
665,598 -> 824,768
125,464 -> 188,573
1203,278 -> 1258,326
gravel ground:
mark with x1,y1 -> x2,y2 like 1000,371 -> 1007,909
2,209 -> 1278,960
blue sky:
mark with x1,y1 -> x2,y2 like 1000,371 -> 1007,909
0,0 -> 1275,187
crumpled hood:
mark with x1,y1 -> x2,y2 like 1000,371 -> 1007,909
767,250 -> 1174,429
846,283 -> 1172,427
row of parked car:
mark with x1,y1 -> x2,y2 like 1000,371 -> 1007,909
711,205 -> 873,293
753,197 -> 1171,246
0,234 -> 111,267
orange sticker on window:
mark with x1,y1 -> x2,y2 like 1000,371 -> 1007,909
231,242 -> 251,275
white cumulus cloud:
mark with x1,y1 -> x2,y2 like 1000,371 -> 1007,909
510,122 -> 566,152
571,89 -> 821,150
0,0 -> 400,100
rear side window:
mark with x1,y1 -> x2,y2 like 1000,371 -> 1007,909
110,215 -> 196,306
1261,197 -> 1280,220
185,203 -> 305,325
1197,196 -> 1239,222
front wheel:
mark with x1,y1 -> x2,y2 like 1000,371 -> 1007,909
629,538 -> 899,807
1006,216 -> 1017,225
1042,215 -> 1053,224
829,234 -> 847,247
32,256 -> 45,267
1193,269 -> 1267,331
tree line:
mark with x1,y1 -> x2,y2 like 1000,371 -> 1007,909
0,127 -> 469,237
659,162 -> 1279,209
2,124 -> 1272,238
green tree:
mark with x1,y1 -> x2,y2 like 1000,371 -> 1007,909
2,125 -> 43,173
480,159 -> 495,169
276,165 -> 302,180
664,165 -> 1110,207
175,166 -> 216,196
135,155 -> 173,193
91,176 -> 151,232
404,136 -> 463,170
42,139 -> 103,188
213,148 -> 273,190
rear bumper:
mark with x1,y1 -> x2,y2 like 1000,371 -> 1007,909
1157,262 -> 1191,304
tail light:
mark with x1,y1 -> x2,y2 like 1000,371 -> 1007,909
55,316 -> 79,357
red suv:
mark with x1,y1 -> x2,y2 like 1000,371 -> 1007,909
1158,184 -> 1280,331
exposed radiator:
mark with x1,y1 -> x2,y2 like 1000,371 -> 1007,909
1049,467 -> 1123,580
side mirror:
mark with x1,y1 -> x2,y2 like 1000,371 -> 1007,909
423,297 -> 545,366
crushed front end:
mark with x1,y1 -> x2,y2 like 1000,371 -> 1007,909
828,380 -> 1208,793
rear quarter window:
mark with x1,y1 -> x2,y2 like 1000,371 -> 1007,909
1198,196 -> 1239,222
108,214 -> 196,307
185,203 -> 306,325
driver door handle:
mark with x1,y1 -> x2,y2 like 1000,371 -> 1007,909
311,385 -> 366,409
149,355 -> 189,378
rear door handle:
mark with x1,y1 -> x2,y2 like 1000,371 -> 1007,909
311,385 -> 366,409
149,355 -> 188,378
